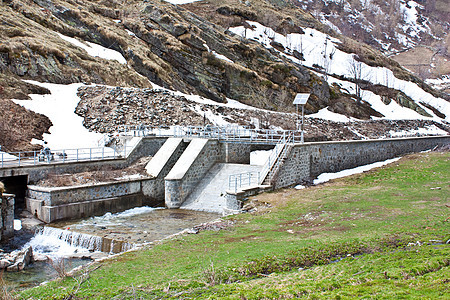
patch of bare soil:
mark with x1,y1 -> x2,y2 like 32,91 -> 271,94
0,98 -> 52,152
36,157 -> 151,187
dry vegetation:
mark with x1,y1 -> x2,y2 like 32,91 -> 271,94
0,98 -> 52,152
36,157 -> 151,187
0,0 -> 447,152
185,0 -> 448,98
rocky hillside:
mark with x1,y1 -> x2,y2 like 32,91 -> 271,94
76,85 -> 450,142
291,0 -> 450,93
0,0 -> 449,152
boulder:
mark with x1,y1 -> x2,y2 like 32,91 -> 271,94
5,246 -> 33,272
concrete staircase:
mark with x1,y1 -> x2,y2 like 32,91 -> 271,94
261,143 -> 293,186
180,163 -> 262,214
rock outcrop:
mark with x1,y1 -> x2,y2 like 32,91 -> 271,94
0,246 -> 33,272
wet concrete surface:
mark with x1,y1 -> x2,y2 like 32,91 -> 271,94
49,207 -> 221,246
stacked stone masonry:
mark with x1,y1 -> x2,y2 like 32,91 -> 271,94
26,179 -> 159,223
1,194 -> 15,242
165,139 -> 223,208
146,138 -> 189,200
273,136 -> 450,189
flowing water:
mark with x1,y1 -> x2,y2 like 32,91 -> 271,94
2,207 -> 220,291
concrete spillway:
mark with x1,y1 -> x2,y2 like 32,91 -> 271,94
181,163 -> 262,213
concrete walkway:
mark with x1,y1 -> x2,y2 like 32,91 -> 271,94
180,163 -> 262,214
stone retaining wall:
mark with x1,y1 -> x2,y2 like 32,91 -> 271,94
145,138 -> 189,200
273,136 -> 450,189
26,178 -> 160,223
1,194 -> 15,242
223,143 -> 251,164
165,139 -> 223,208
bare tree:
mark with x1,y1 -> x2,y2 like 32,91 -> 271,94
347,56 -> 369,103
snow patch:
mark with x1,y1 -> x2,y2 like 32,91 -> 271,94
229,21 -> 450,121
13,81 -> 108,150
0,151 -> 18,160
388,125 -> 448,137
308,107 -> 352,122
57,33 -> 127,64
212,51 -> 234,64
250,150 -> 273,166
313,157 -> 401,185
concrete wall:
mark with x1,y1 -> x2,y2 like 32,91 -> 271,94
165,139 -> 223,208
145,138 -> 189,200
225,186 -> 272,211
274,136 -> 450,189
1,194 -> 15,242
26,178 -> 161,223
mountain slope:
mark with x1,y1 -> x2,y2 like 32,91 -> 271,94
290,0 -> 450,93
0,0 -> 448,152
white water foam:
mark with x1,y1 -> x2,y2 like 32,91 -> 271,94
24,227 -> 96,259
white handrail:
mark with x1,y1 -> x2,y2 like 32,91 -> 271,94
117,125 -> 301,145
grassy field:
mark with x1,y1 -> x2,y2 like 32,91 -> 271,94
14,151 -> 450,299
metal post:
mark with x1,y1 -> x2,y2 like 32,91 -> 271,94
102,147 -> 104,160
18,152 -> 21,166
63,150 -> 66,163
1,152 -> 3,168
90,148 -> 92,160
301,104 -> 304,143
77,149 -> 79,161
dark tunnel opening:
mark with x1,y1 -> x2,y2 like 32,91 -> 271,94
0,175 -> 28,217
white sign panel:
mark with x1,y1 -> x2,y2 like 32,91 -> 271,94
293,93 -> 310,105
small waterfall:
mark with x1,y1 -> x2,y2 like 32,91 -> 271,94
38,227 -> 103,252
27,227 -> 134,256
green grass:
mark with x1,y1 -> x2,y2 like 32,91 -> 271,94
18,151 -> 450,299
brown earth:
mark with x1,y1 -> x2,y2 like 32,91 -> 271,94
0,98 -> 52,152
36,156 -> 151,187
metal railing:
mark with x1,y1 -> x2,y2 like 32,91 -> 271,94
228,171 -> 261,193
0,146 -> 134,169
258,132 -> 295,185
118,125 -> 303,145
1,125 -> 302,169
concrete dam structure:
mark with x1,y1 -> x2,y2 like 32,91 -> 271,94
0,127 -> 449,224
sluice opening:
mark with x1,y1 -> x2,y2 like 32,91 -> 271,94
0,175 -> 28,217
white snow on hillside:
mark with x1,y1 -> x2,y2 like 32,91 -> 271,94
324,75 -> 428,120
426,76 -> 450,92
308,107 -> 352,122
58,33 -> 127,64
229,21 -> 450,122
162,0 -> 201,4
212,51 -> 234,64
311,157 -> 401,185
12,81 -> 106,150
400,1 -> 431,39
0,152 -> 17,160
388,125 -> 448,137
